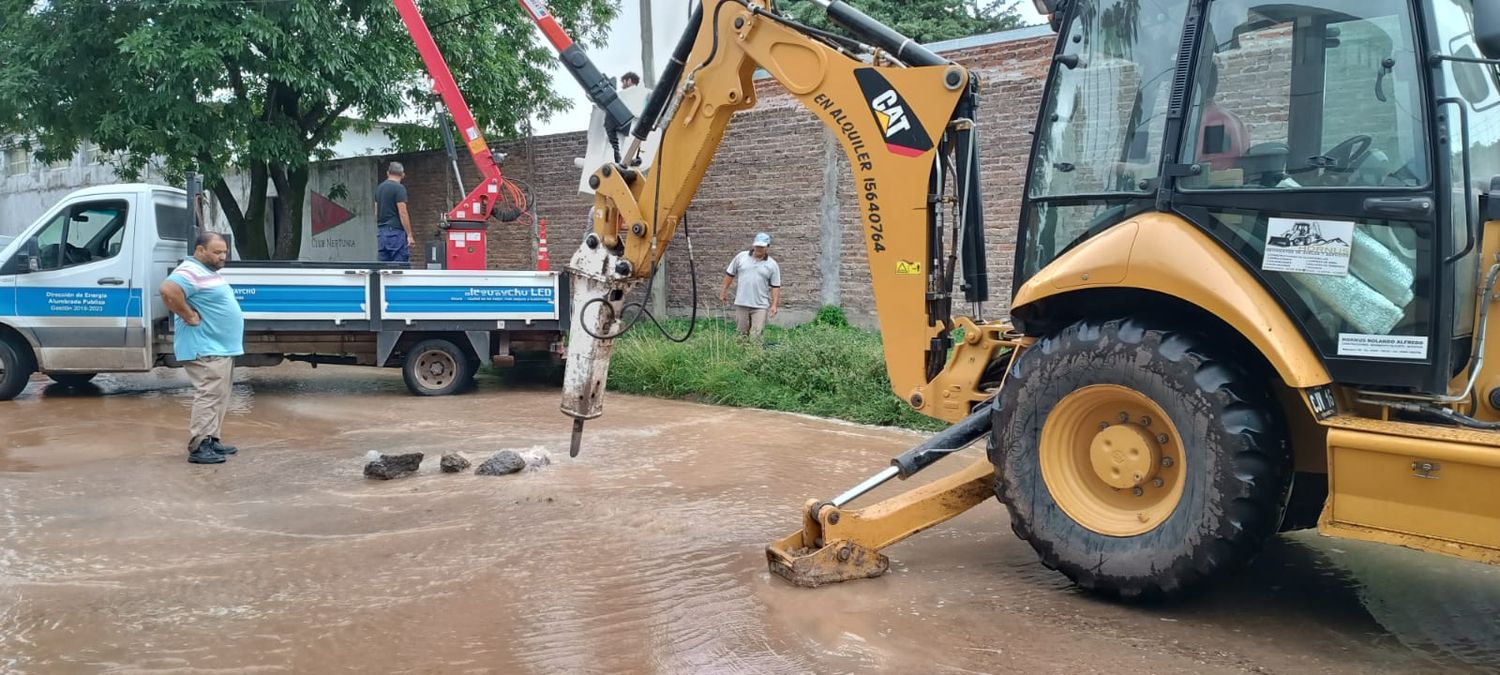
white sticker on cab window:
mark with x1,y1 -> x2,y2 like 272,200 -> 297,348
1263,217 -> 1355,277
1337,333 -> 1429,359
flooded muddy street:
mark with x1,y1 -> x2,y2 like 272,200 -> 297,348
1,365 -> 1497,674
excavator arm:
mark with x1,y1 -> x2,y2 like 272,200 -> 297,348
539,0 -> 1022,585
556,0 -> 1001,445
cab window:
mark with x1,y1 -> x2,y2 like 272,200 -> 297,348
23,200 -> 129,271
1180,0 -> 1429,190
1430,0 -> 1500,340
1020,0 -> 1192,279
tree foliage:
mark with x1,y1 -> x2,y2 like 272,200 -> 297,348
0,0 -> 615,259
786,0 -> 1026,45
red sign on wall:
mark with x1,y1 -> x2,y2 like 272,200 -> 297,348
311,191 -> 356,235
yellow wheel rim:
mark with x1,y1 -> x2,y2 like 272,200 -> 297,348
1040,384 -> 1186,536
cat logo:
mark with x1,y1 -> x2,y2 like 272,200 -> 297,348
872,92 -> 912,137
896,260 -> 923,275
855,68 -> 933,158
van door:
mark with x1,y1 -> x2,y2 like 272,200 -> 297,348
0,236 -> 17,327
11,193 -> 143,372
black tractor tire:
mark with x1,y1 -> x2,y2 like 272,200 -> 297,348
0,337 -> 37,401
402,339 -> 470,397
49,372 -> 97,387
990,316 -> 1292,601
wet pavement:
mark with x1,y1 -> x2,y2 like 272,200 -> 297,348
1,364 -> 1498,674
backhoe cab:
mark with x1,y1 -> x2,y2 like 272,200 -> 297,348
553,0 -> 1500,600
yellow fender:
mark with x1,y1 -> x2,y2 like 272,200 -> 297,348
1012,213 -> 1332,389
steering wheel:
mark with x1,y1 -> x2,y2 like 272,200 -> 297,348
1314,134 -> 1374,185
62,243 -> 92,266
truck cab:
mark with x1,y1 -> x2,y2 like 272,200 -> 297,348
0,184 -> 188,385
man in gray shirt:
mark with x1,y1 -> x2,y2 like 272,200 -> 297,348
374,161 -> 414,264
720,232 -> 781,339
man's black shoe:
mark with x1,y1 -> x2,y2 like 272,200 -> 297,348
189,440 -> 227,464
208,437 -> 238,455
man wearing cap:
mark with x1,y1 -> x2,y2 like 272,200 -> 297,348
720,232 -> 782,340
374,161 -> 414,264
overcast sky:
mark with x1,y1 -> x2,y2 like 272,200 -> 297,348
532,1 -> 1047,135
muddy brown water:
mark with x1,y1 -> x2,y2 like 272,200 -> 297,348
1,365 -> 1497,674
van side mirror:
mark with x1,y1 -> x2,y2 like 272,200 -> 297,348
5,253 -> 38,274
1477,0 -> 1500,59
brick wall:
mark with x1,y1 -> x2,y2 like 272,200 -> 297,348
383,27 -> 1058,326
376,130 -> 593,271
659,34 -> 1059,322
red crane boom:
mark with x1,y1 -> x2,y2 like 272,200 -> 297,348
392,0 -> 527,226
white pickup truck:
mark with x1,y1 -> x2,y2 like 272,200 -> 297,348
0,184 -> 566,400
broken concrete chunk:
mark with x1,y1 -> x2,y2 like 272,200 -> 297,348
364,452 -> 424,480
440,453 -> 472,473
475,451 -> 526,476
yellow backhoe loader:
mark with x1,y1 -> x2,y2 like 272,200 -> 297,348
550,0 -> 1500,600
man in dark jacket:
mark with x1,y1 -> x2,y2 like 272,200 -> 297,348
374,161 -> 414,263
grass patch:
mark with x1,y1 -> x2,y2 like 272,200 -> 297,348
607,307 -> 946,431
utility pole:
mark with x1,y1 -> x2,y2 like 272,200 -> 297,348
640,0 -> 656,87
642,0 -> 669,317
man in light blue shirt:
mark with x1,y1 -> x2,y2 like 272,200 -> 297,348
159,232 -> 245,464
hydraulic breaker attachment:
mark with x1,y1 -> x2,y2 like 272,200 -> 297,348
767,399 -> 998,587
560,233 -> 636,456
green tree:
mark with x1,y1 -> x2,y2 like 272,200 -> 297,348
0,0 -> 615,259
787,0 -> 1026,44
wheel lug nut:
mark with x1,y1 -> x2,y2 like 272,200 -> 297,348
1140,415 -> 1151,426
1098,422 -> 1109,431
1118,412 -> 1130,423
1152,478 -> 1164,488
1157,434 -> 1169,445
1132,487 -> 1144,497
1161,456 -> 1174,468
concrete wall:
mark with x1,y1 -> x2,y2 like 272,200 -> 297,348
304,159 -> 382,261
0,149 -> 169,237
204,158 -> 382,262
323,123 -> 396,161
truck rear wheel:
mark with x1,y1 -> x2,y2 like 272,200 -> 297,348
990,316 -> 1291,601
0,337 -> 36,401
403,338 -> 469,396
